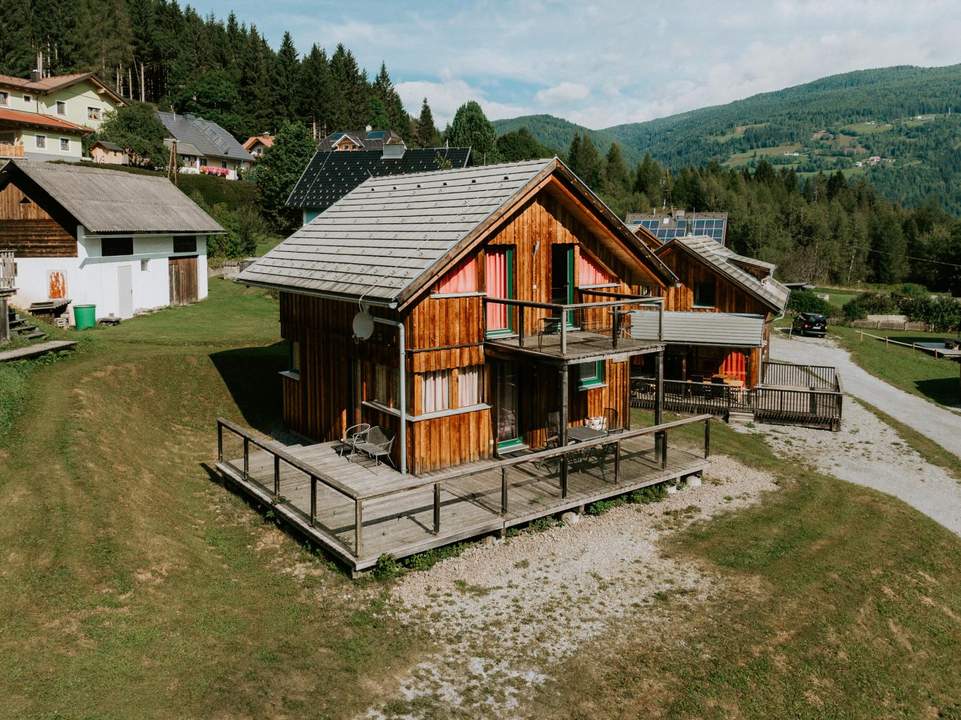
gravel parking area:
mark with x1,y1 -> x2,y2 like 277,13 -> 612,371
365,456 -> 778,719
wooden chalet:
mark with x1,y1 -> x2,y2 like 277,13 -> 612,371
218,159 -> 716,572
633,234 -> 789,388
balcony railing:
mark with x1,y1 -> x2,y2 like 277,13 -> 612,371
483,291 -> 663,358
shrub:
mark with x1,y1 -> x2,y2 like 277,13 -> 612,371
190,191 -> 269,258
899,294 -> 961,332
842,292 -> 900,321
787,290 -> 837,317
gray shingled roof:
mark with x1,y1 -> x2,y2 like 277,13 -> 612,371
157,112 -> 252,162
631,311 -> 764,347
0,159 -> 225,234
240,159 -> 553,303
240,158 -> 677,306
668,235 -> 790,313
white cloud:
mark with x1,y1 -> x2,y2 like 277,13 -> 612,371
535,82 -> 590,105
395,78 -> 531,126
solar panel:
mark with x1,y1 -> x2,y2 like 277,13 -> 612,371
366,130 -> 386,139
631,213 -> 727,244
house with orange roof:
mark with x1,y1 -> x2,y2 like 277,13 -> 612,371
243,133 -> 274,159
0,71 -> 124,162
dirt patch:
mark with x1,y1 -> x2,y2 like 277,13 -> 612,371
364,455 -> 778,719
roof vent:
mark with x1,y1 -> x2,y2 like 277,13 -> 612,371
30,69 -> 41,82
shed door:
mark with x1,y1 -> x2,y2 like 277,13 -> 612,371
169,256 -> 198,305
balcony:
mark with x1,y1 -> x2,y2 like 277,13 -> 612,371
483,292 -> 665,364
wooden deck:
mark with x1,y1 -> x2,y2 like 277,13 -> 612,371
486,330 -> 661,363
215,417 -> 711,573
0,340 -> 77,362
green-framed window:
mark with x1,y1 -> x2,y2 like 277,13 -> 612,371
577,360 -> 605,390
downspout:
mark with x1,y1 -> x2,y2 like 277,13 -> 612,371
373,316 -> 407,476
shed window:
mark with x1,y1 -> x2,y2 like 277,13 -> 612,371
56,101 -> 66,115
577,360 -> 605,390
23,94 -> 31,103
173,236 -> 197,254
436,257 -> 478,294
371,364 -> 398,409
578,251 -> 615,287
101,237 -> 133,256
290,340 -> 301,374
59,138 -> 69,151
693,280 -> 716,308
35,135 -> 46,149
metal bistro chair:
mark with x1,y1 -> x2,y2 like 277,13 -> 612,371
340,423 -> 371,458
353,426 -> 396,468
533,411 -> 562,475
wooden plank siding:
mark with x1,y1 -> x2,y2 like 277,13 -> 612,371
168,255 -> 198,304
658,246 -> 771,315
0,184 -> 77,257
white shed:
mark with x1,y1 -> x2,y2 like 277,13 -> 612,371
0,159 -> 224,322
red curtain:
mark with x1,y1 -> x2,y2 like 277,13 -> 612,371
486,249 -> 508,331
720,351 -> 746,382
437,257 -> 478,294
578,251 -> 614,286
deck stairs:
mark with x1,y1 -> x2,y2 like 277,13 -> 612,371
7,307 -> 47,341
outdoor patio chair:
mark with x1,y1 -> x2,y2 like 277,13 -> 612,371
353,426 -> 396,468
340,423 -> 370,459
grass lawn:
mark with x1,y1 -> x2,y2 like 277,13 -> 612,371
256,234 -> 284,256
528,419 -> 961,718
4,280 -> 961,718
814,286 -> 860,307
831,324 -> 961,408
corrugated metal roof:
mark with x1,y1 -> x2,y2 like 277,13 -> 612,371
241,159 -> 553,303
286,147 -> 472,210
0,159 -> 225,234
631,310 -> 765,347
156,112 -> 252,162
668,235 -> 790,313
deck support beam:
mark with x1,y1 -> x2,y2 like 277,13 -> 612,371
355,500 -> 364,557
654,349 -> 665,462
560,364 -> 569,498
501,468 -> 508,514
433,483 -> 440,534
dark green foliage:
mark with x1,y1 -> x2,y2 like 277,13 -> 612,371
843,292 -> 902,321
567,132 -> 603,188
414,98 -> 441,148
447,101 -> 498,165
495,127 -> 554,162
254,121 -> 316,232
603,142 -> 630,196
787,291 -> 837,317
96,101 -> 167,167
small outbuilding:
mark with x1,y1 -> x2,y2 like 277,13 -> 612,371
0,159 -> 224,322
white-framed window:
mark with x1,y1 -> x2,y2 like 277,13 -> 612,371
23,94 -> 31,103
420,366 -> 483,414
56,101 -> 66,115
59,138 -> 69,151
87,106 -> 101,121
372,364 -> 398,408
35,135 -> 46,149
422,370 -> 452,413
0,91 -> 8,106
457,367 -> 482,407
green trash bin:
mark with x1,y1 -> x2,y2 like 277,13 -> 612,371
73,304 -> 96,330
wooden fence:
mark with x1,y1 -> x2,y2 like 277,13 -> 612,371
0,251 -> 14,291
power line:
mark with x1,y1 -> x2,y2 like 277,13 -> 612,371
853,244 -> 961,270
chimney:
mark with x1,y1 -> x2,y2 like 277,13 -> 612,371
30,69 -> 42,82
382,139 -> 407,160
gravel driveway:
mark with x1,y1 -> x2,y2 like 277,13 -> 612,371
771,333 -> 961,460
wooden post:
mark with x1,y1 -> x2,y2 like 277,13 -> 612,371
614,441 -> 621,483
355,499 -> 363,557
518,304 -> 525,348
611,307 -> 619,349
654,350 -> 664,459
273,455 -> 280,496
216,422 -> 223,462
561,316 -> 568,355
704,418 -> 711,458
309,476 -> 317,526
433,483 -> 440,534
242,437 -> 249,479
661,429 -> 668,469
501,468 -> 508,514
560,365 -> 569,498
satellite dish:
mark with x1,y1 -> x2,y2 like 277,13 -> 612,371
352,310 -> 374,340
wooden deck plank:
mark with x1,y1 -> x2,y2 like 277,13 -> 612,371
0,340 -> 77,362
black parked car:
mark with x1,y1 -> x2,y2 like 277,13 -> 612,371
792,312 -> 827,337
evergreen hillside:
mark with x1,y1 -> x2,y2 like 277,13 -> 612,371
494,64 -> 961,213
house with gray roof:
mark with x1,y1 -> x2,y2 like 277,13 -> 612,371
0,159 -> 223,322
630,232 -> 789,388
156,111 -> 253,180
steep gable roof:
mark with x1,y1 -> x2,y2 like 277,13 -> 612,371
0,72 -> 123,105
0,159 -> 224,234
286,147 -> 472,211
0,107 -> 91,134
241,158 -> 676,307
660,235 -> 789,313
156,112 -> 252,163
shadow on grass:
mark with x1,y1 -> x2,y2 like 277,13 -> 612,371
916,376 -> 961,409
209,342 -> 286,435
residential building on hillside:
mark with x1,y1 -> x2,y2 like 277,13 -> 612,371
89,140 -> 129,165
157,111 -> 253,180
320,127 -> 404,151
0,159 -> 223,322
287,138 -> 471,225
243,133 -> 273,158
0,71 -> 124,162
626,210 -> 729,247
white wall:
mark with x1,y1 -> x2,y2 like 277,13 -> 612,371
36,82 -> 120,132
20,127 -> 82,161
10,231 -> 210,324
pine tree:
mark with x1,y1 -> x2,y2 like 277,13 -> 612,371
603,142 -> 630,195
298,44 -> 335,138
372,62 -> 411,138
568,133 -> 602,189
329,44 -> 368,129
447,101 -> 497,164
256,121 -> 317,231
415,98 -> 441,147
633,153 -> 663,206
271,32 -> 299,124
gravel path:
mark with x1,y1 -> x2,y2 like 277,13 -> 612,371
364,456 -> 779,719
771,333 -> 961,460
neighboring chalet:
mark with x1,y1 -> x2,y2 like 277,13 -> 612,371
319,128 -> 404,152
0,71 -> 124,162
0,159 -> 223,322
221,158 -> 715,572
287,134 -> 470,225
89,140 -> 129,165
627,210 -> 729,247
243,133 -> 273,158
157,112 -> 253,179
633,235 -> 789,387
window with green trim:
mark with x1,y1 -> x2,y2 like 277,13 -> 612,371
577,360 -> 605,390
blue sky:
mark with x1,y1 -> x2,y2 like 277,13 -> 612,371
187,1 -> 960,128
